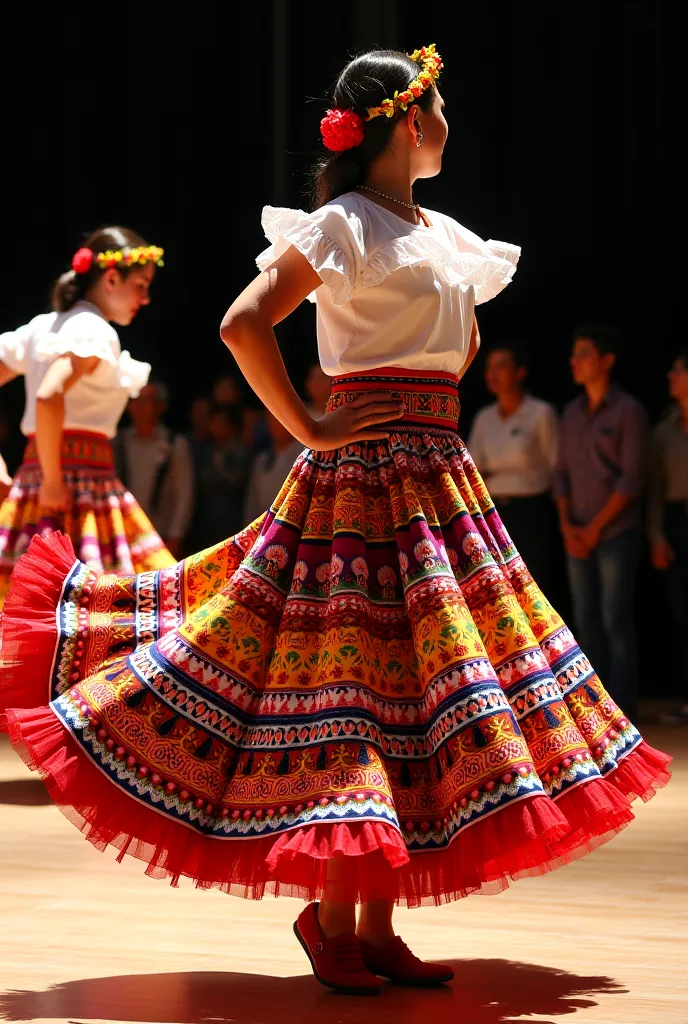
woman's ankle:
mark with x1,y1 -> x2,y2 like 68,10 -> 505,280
356,900 -> 396,946
356,923 -> 396,947
318,899 -> 356,939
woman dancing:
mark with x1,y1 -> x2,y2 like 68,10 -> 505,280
0,227 -> 174,606
0,48 -> 670,996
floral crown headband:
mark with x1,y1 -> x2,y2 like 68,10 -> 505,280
71,245 -> 165,275
320,44 -> 443,153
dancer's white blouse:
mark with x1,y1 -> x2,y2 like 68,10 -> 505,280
257,191 -> 520,377
0,301 -> 150,438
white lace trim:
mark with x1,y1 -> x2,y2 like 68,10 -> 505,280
32,335 -> 119,364
361,233 -> 520,304
256,206 -> 520,307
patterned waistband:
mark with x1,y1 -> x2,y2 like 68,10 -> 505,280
328,368 -> 460,432
23,431 -> 115,470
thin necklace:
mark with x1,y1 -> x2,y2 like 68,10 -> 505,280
358,185 -> 430,227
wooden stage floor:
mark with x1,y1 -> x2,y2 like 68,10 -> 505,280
0,726 -> 685,1024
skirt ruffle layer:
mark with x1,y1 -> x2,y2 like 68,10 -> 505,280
0,527 -> 670,906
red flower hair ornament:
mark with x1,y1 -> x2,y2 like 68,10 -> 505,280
320,108 -> 365,152
320,46 -> 443,147
71,248 -> 94,274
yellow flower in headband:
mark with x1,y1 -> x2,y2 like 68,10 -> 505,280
366,44 -> 443,122
96,245 -> 165,270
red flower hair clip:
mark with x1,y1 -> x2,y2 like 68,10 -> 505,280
72,248 -> 94,274
320,108 -> 365,152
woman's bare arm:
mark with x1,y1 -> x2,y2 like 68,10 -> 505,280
220,247 -> 404,448
458,316 -> 480,381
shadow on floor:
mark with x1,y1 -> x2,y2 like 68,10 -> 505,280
0,960 -> 626,1024
0,779 -> 51,806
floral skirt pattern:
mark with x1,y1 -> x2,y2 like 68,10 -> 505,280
0,372 -> 671,906
0,431 -> 174,608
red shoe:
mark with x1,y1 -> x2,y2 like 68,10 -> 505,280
360,935 -> 454,986
294,903 -> 383,995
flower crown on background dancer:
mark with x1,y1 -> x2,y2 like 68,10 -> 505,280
71,245 -> 164,274
319,44 -> 443,153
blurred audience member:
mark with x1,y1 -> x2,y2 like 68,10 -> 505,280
243,412 -> 304,525
212,374 -> 262,450
188,405 -> 251,549
213,375 -> 243,408
188,395 -> 213,448
554,325 -> 648,717
648,351 -> 688,725
115,382 -> 194,561
304,363 -> 332,417
468,341 -> 559,592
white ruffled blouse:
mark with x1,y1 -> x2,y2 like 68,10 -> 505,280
256,191 -> 520,377
0,301 -> 150,438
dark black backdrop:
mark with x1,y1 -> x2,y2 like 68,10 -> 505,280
0,1 -> 682,694
1,1 -> 680,429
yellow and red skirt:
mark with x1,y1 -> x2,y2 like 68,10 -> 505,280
0,430 -> 174,608
0,372 -> 671,906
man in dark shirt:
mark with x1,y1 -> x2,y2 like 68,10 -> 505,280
187,405 -> 251,551
554,325 -> 649,717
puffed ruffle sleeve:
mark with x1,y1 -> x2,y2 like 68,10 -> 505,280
33,309 -> 121,364
256,203 -> 367,306
117,351 -> 151,397
0,320 -> 35,375
443,220 -> 520,304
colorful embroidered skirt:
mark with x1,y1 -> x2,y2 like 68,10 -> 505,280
0,372 -> 671,906
0,430 -> 174,608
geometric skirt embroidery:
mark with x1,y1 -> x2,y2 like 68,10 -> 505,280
0,430 -> 174,608
0,371 -> 671,906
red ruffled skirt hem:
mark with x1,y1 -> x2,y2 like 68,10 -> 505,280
0,534 -> 673,907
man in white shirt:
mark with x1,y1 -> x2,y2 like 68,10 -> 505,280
115,382 -> 194,560
468,342 -> 559,592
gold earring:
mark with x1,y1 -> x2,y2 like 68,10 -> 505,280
416,129 -> 423,147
